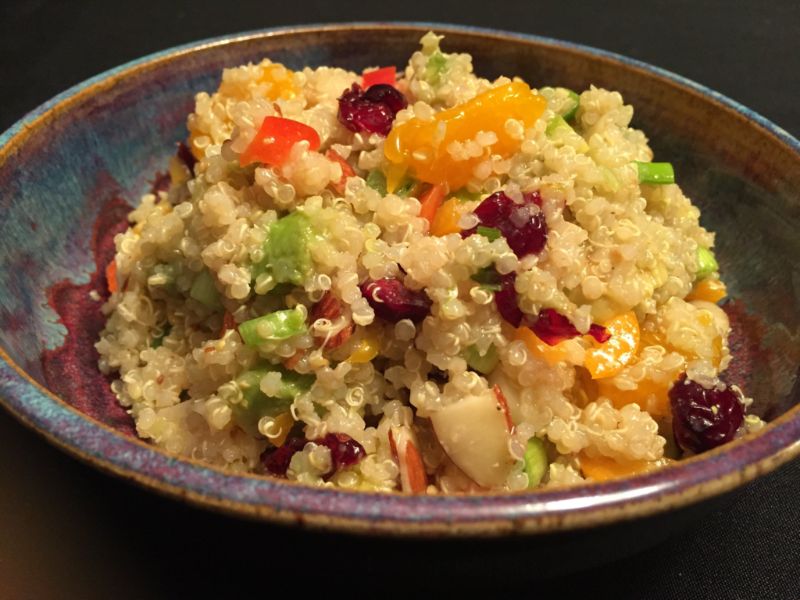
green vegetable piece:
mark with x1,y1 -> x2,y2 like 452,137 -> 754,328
268,212 -> 314,286
190,270 -> 222,310
545,115 -> 569,137
476,226 -> 502,241
151,324 -> 171,349
545,115 -> 589,152
636,161 -> 675,185
147,263 -> 178,292
425,50 -> 448,86
696,246 -> 719,279
366,170 -> 388,195
562,89 -> 580,122
464,344 -> 499,374
524,437 -> 549,487
470,266 -> 501,291
233,366 -> 314,436
394,176 -> 417,197
238,308 -> 307,346
454,188 -> 482,203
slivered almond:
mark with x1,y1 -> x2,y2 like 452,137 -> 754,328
389,425 -> 428,494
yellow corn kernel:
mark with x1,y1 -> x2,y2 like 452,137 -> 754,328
270,412 -> 295,447
347,334 -> 380,364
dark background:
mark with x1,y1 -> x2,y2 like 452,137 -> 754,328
1,1 -> 798,598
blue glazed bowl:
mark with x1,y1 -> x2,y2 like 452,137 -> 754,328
1,23 -> 799,541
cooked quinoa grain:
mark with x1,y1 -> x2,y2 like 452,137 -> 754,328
96,33 -> 758,493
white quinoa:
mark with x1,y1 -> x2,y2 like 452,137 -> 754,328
96,32 -> 755,493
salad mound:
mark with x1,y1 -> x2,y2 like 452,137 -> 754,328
96,33 -> 762,493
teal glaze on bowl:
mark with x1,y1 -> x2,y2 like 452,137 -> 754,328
0,23 -> 799,536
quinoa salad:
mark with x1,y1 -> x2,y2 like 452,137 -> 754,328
96,33 -> 764,493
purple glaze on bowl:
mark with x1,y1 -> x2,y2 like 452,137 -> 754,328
0,23 -> 799,536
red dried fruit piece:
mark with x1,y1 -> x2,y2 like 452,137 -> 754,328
530,308 -> 581,345
461,191 -> 547,257
588,323 -> 611,343
316,433 -> 366,475
337,83 -> 407,136
360,278 -> 432,323
262,437 -> 307,476
494,271 -> 524,327
669,374 -> 745,453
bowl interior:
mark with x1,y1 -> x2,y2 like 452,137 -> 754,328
0,25 -> 798,529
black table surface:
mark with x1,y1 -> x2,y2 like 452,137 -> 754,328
1,2 -> 798,598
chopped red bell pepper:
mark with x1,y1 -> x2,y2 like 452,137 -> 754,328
362,66 -> 397,89
239,116 -> 320,167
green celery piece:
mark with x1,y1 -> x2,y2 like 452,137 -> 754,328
636,161 -> 675,184
696,247 -> 719,279
394,176 -> 417,197
425,50 -> 448,86
238,308 -> 307,346
454,188 -> 482,203
464,344 -> 499,374
366,170 -> 388,195
562,89 -> 580,122
470,266 -> 501,291
546,115 -> 570,137
524,437 -> 549,487
147,263 -> 178,292
233,366 -> 314,436
477,226 -> 502,241
546,115 -> 589,152
265,212 -> 313,286
189,270 -> 222,310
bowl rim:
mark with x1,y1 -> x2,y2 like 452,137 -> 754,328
1,22 -> 799,537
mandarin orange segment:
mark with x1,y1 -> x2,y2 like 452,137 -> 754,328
579,452 -> 653,482
430,197 -> 463,236
686,278 -> 727,304
584,311 -> 640,379
515,326 -> 572,366
384,81 -> 546,190
596,378 -> 672,417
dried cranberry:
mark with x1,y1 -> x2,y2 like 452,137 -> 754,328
262,437 -> 307,477
176,141 -> 197,170
523,191 -> 543,207
669,375 -> 745,453
494,271 -> 524,327
363,84 -> 407,114
315,433 -> 366,474
462,191 -> 548,257
531,308 -> 581,345
588,323 -> 611,343
361,278 -> 432,323
337,83 -> 407,136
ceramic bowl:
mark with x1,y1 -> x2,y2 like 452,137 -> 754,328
1,23 -> 799,544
